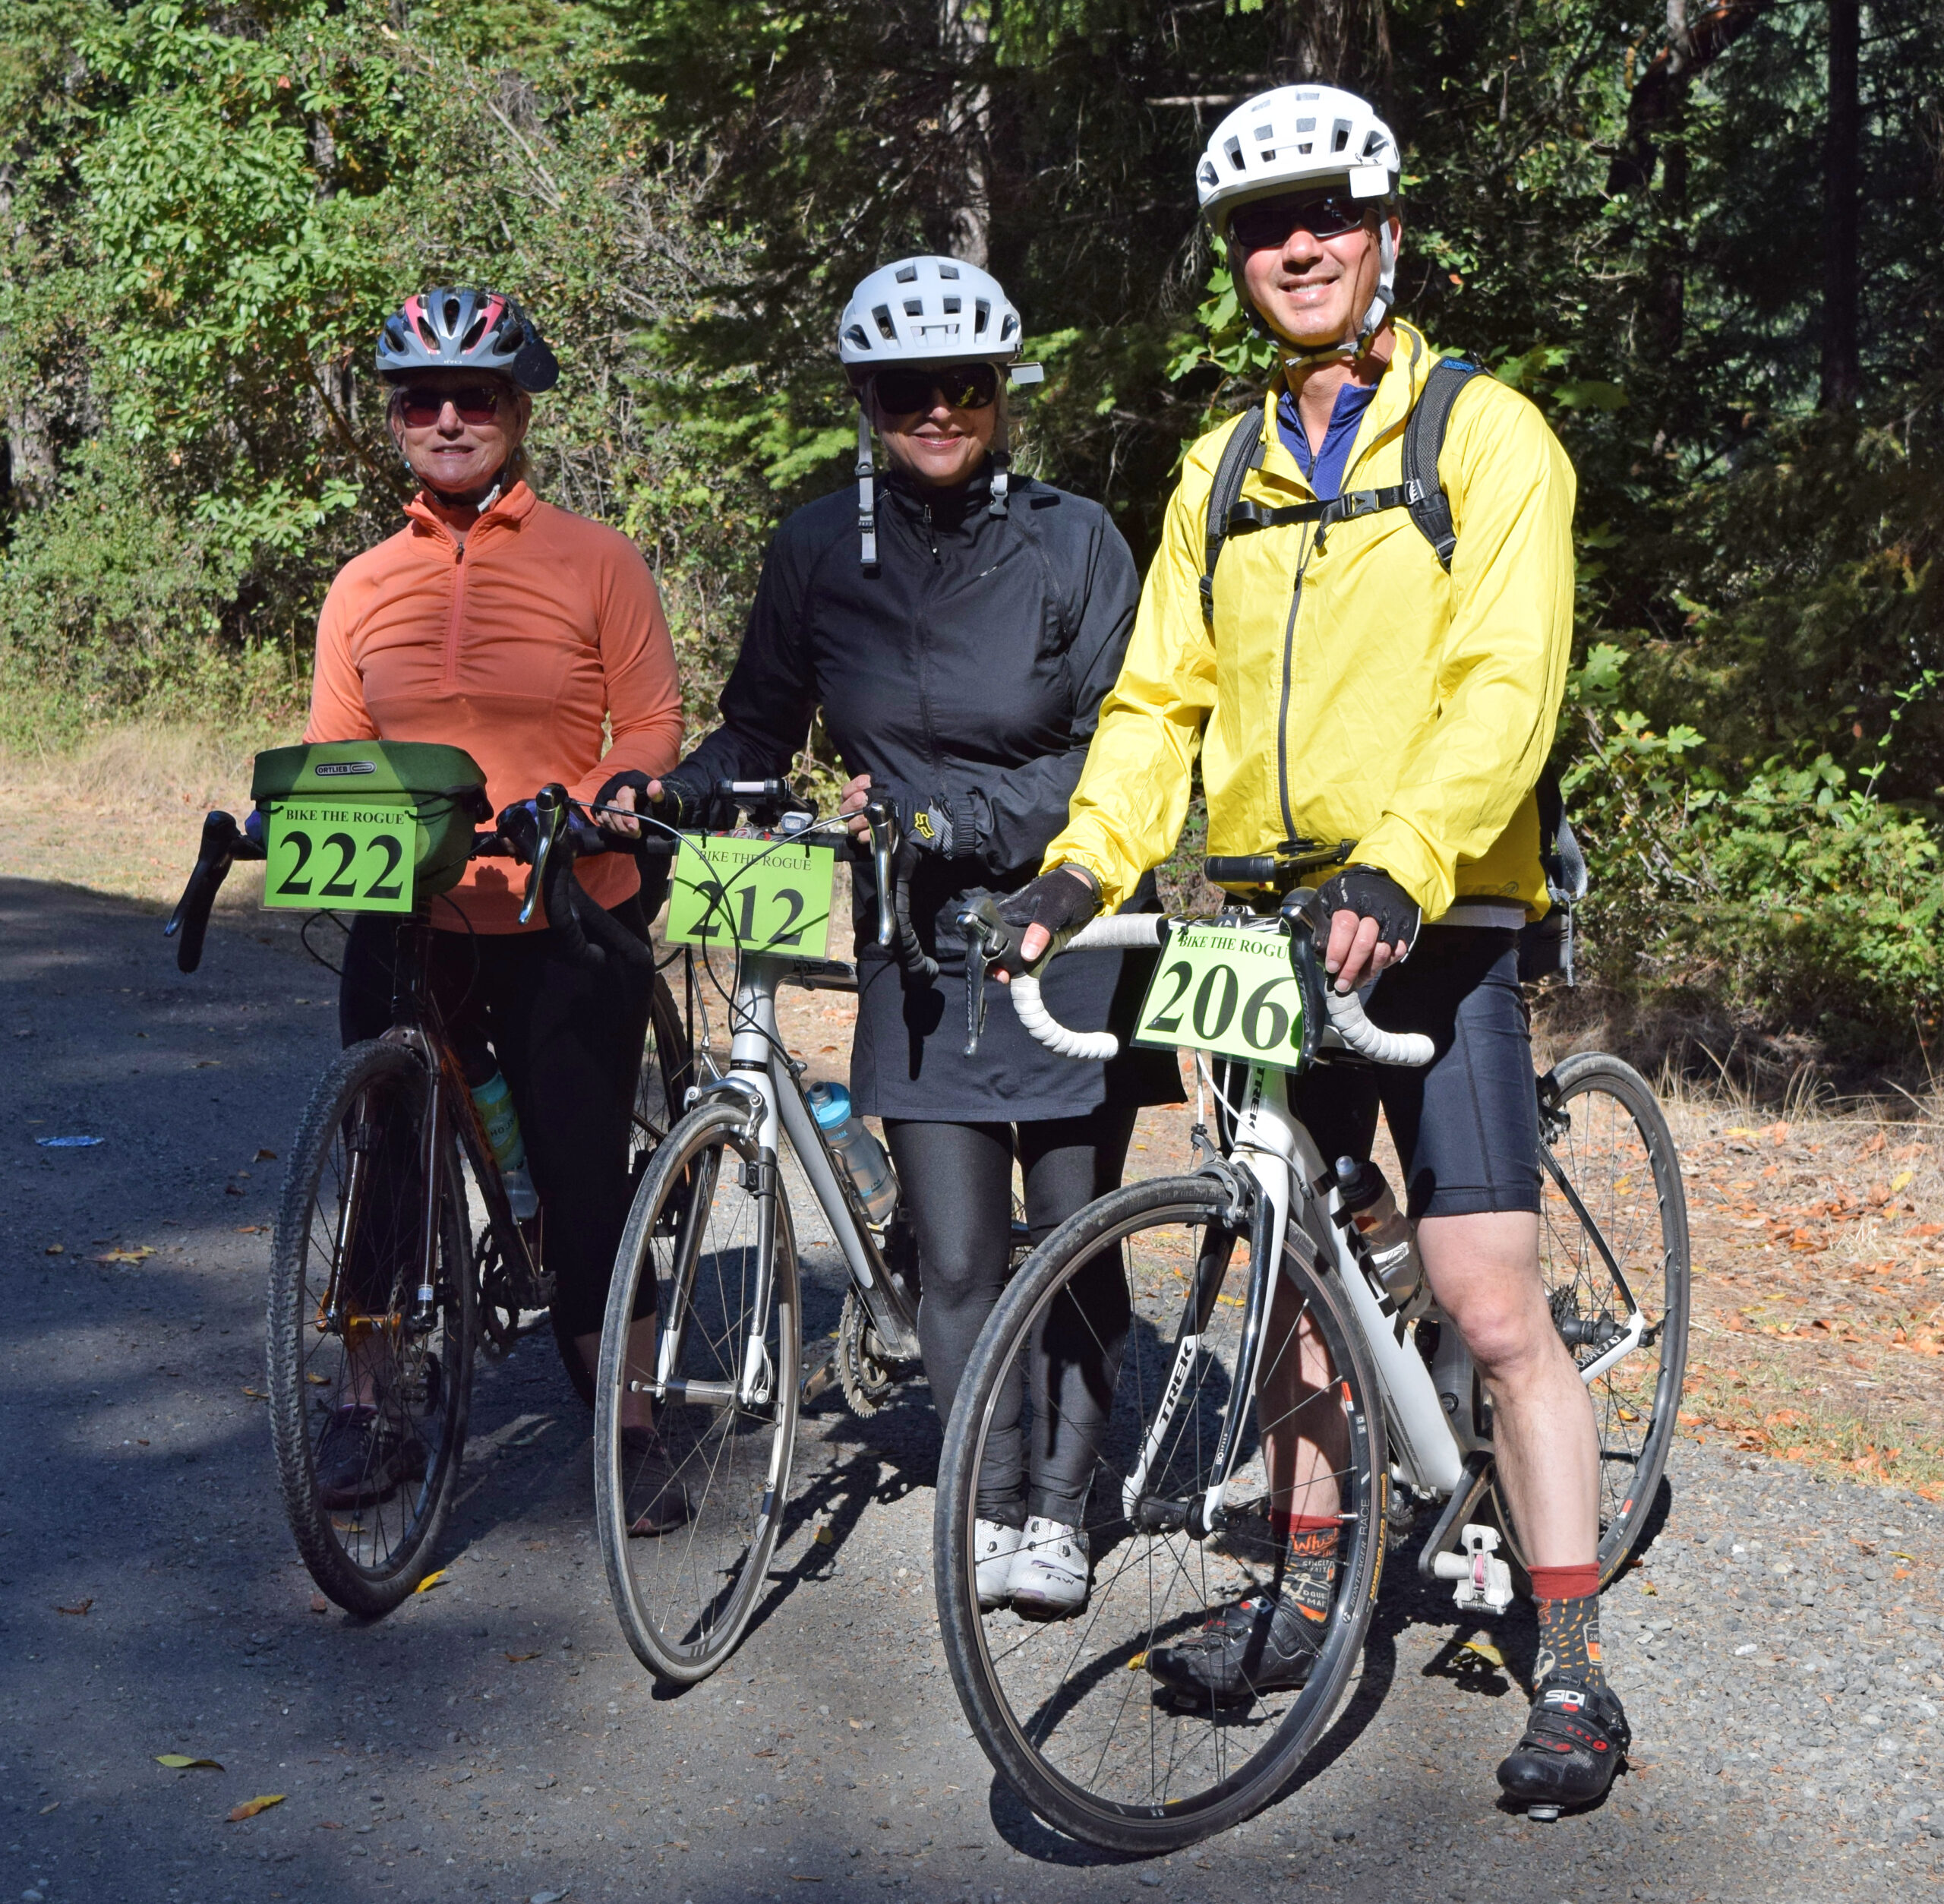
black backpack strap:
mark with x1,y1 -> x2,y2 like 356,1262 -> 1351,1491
1199,406 -> 1266,624
1403,357 -> 1487,571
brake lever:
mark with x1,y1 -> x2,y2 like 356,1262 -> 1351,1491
520,782 -> 571,927
863,797 -> 897,949
1278,887 -> 1329,1068
955,897 -> 1015,1058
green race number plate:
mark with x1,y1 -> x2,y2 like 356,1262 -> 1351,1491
665,835 -> 835,959
264,799 -> 415,914
1131,917 -> 1306,1068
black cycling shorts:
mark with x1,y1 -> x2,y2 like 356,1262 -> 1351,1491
1288,925 -> 1540,1220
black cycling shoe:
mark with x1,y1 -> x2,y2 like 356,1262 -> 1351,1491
314,1405 -> 427,1509
1145,1588 -> 1327,1706
1496,1675 -> 1631,1810
620,1428 -> 690,1537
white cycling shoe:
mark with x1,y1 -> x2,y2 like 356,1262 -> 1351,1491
974,1518 -> 1024,1611
1006,1516 -> 1090,1620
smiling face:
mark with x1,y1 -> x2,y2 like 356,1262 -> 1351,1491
865,367 -> 1000,491
1237,204 -> 1401,353
387,368 -> 531,500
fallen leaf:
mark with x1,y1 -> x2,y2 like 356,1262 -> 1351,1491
241,1388 -> 267,1400
414,1568 -> 449,1595
309,1595 -> 329,1614
1126,1652 -> 1148,1670
39,1802 -> 58,1815
812,1524 -> 834,1546
229,1795 -> 286,1822
1459,1638 -> 1505,1667
254,1148 -> 278,1162
752,1748 -> 778,1758
234,1225 -> 267,1235
1891,1170 -> 1915,1194
55,1597 -> 93,1616
504,1651 -> 541,1664
156,1754 -> 223,1770
94,1246 -> 155,1265
317,1820 -> 342,1830
305,1372 -> 330,1385
44,1243 -> 63,1255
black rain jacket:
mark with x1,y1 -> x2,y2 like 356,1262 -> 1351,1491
677,460 -> 1182,1121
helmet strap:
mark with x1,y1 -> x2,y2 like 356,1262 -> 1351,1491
855,408 -> 879,570
987,392 -> 1011,517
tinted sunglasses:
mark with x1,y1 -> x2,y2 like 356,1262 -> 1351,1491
395,384 -> 506,428
1228,191 -> 1371,251
872,363 -> 1000,415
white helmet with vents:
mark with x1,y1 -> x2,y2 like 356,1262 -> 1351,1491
839,256 -> 1024,369
839,256 -> 1043,567
1195,85 -> 1403,360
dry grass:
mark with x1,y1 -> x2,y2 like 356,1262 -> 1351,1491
0,718 -> 291,910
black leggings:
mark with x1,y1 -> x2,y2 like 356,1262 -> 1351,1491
339,898 -> 656,1338
885,1105 -> 1138,1526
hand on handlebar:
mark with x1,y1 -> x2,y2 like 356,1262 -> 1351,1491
990,865 -> 1102,981
1314,866 -> 1421,993
839,772 -> 874,838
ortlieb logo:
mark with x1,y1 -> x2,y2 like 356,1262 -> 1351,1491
314,761 -> 377,777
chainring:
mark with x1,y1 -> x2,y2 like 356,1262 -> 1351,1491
836,1284 -> 896,1418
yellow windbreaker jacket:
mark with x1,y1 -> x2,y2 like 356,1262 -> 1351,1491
1045,320 -> 1576,921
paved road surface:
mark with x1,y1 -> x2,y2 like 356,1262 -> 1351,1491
2,875 -> 1941,1903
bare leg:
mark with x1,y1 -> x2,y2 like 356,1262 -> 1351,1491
577,1317 -> 661,1432
1418,1211 -> 1596,1567
1256,1270 -> 1346,1524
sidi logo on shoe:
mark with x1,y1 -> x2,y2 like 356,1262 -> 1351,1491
1542,1687 -> 1587,1712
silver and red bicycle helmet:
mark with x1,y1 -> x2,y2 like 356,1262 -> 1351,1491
376,287 -> 560,393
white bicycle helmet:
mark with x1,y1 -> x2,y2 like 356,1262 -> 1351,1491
1194,86 -> 1403,362
838,256 -> 1043,567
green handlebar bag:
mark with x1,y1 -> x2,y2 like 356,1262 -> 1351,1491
251,740 -> 491,905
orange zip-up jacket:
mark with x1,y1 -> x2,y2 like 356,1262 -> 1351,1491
305,482 -> 684,932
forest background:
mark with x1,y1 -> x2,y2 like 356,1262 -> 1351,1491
2,0 -> 1940,1078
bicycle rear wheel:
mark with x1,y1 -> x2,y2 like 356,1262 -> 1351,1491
268,1039 -> 475,1616
936,1176 -> 1386,1852
594,1097 -> 800,1685
1494,1053 -> 1691,1584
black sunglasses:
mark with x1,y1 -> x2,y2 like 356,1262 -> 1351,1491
871,363 -> 1001,415
1228,191 -> 1371,252
395,384 -> 506,428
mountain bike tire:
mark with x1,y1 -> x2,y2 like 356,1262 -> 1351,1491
267,1038 -> 475,1616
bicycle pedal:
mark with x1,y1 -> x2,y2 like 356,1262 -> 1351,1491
1431,1522 -> 1513,1614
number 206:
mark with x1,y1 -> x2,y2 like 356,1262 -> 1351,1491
1143,961 -> 1296,1050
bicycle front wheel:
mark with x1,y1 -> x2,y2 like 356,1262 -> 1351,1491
936,1176 -> 1387,1852
594,1097 -> 800,1685
267,1039 -> 475,1616
1496,1052 -> 1691,1584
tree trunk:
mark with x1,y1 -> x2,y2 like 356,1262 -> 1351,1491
940,0 -> 990,267
1273,0 -> 1393,99
1608,0 -> 1771,197
1819,0 -> 1862,409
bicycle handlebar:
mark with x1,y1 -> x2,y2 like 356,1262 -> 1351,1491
1007,912 -> 1436,1069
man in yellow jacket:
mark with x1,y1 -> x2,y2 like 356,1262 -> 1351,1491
1003,83 -> 1625,1810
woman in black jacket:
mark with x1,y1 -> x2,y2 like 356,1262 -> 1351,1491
648,256 -> 1180,1619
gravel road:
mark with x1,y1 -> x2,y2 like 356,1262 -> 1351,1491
3,873 -> 1942,1904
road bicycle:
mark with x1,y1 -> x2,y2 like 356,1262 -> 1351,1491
166,747 -> 691,1615
934,853 -> 1690,1849
591,782 -> 974,1685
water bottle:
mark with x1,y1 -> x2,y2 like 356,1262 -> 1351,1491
1333,1155 -> 1423,1312
806,1081 -> 898,1225
472,1071 -> 540,1221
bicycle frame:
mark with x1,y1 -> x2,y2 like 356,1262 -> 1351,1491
655,945 -> 921,1412
1132,1053 -> 1655,1536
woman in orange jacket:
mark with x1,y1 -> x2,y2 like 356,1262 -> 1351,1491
305,288 -> 684,1517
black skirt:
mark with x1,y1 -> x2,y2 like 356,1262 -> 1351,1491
849,941 -> 1185,1123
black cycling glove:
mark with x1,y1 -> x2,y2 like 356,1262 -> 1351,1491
1314,864 -> 1422,969
996,864 -> 1102,968
900,791 -> 977,859
593,767 -> 652,815
645,771 -> 708,828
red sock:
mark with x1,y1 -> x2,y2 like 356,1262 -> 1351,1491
1527,1562 -> 1600,1602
